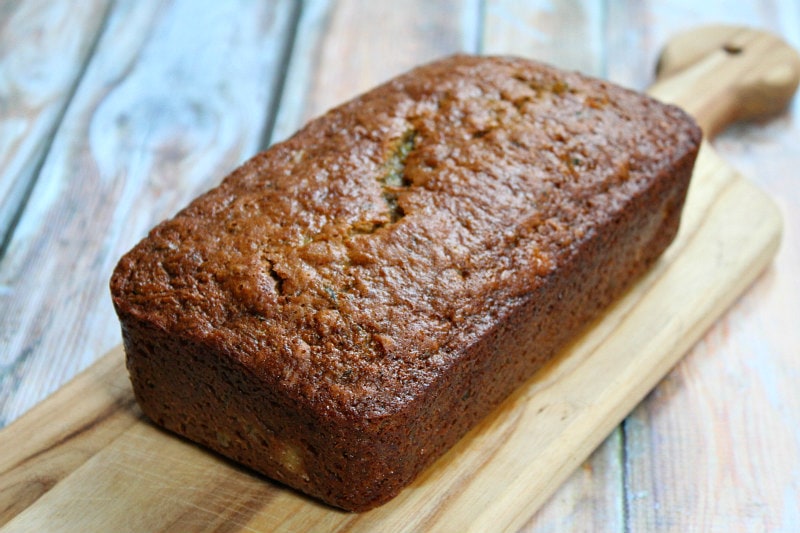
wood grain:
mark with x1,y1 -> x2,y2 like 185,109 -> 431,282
0,144 -> 781,531
602,3 -> 800,531
271,0 -> 481,142
0,0 -> 111,249
0,351 -> 136,526
651,26 -> 800,138
1,1 -> 799,530
483,0 -> 607,76
0,20 -> 790,529
0,0 -> 298,426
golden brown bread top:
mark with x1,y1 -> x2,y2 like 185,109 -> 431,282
111,55 -> 701,419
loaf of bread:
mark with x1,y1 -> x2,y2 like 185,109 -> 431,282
110,55 -> 701,511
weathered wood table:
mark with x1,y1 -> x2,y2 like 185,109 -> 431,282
1,1 -> 798,530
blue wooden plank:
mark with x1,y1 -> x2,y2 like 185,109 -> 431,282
0,0 -> 112,256
0,0 -> 299,426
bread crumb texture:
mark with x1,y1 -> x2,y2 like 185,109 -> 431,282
114,56 -> 696,414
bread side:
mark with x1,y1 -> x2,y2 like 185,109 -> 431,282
110,55 -> 701,511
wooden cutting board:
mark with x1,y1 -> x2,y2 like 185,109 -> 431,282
1,26 -> 798,533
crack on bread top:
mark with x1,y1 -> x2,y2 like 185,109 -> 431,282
112,55 -> 701,411
379,129 -> 416,223
350,128 -> 417,234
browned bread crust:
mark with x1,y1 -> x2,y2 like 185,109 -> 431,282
110,55 -> 701,511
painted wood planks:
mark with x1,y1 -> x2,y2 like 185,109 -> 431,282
0,0 -> 797,530
604,3 -> 800,531
0,0 -> 111,250
0,0 -> 299,425
271,0 -> 482,142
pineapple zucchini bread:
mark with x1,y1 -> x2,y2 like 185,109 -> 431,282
110,55 -> 701,511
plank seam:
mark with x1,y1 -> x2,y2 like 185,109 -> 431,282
0,1 -> 114,263
621,418 -> 631,533
258,0 -> 304,151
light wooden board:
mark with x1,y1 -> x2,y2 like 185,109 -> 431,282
0,142 -> 782,531
0,1 -> 796,530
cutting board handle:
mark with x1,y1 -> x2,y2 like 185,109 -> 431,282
648,25 -> 800,139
